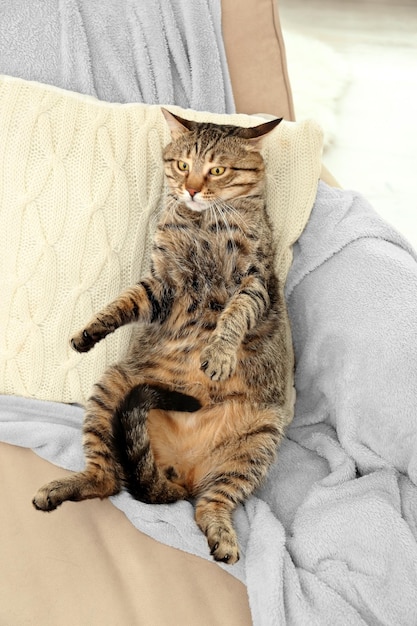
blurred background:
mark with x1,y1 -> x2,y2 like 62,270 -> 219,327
279,0 -> 417,249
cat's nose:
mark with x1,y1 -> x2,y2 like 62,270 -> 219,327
187,188 -> 198,198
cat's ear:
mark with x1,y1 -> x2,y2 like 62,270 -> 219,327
161,108 -> 196,139
240,118 -> 283,150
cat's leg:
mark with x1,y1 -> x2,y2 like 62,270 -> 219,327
193,404 -> 284,564
32,366 -> 200,511
195,496 -> 240,564
32,363 -> 135,511
200,274 -> 270,381
70,278 -> 173,352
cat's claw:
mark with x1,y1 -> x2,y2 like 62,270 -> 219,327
70,329 -> 96,353
32,480 -> 68,511
200,342 -> 237,381
207,527 -> 240,565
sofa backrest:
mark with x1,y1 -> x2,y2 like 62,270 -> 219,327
221,0 -> 295,120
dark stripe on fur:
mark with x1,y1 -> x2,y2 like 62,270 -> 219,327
141,281 -> 161,322
84,425 -> 113,447
94,382 -> 112,397
246,424 -> 281,439
241,288 -> 268,309
89,395 -> 112,412
230,166 -> 260,172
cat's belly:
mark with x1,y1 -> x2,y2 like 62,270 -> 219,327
146,400 -> 275,494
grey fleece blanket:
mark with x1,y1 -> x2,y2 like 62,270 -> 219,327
2,182 -> 417,626
0,0 -> 235,113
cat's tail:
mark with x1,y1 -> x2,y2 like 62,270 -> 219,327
112,383 -> 200,504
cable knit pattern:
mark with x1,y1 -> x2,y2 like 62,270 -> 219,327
0,75 -> 323,404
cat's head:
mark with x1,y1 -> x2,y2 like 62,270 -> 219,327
162,109 -> 282,212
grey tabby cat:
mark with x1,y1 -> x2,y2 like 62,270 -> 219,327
33,109 -> 295,565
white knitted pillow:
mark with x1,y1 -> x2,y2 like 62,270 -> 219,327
0,75 -> 323,404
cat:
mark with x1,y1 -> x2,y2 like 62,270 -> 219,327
33,109 -> 295,565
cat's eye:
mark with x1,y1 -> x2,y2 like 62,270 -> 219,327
209,166 -> 226,176
178,160 -> 189,172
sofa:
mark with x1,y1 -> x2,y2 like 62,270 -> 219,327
1,2 -> 417,625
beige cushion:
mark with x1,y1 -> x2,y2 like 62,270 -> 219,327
222,0 -> 295,120
0,74 -> 322,405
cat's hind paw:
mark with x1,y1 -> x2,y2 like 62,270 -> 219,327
32,480 -> 71,511
207,525 -> 240,565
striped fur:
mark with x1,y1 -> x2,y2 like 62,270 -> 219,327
33,111 -> 294,565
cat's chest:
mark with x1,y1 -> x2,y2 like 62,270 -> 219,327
154,225 -> 255,288
172,233 -> 248,286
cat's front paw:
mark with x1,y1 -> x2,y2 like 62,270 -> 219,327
200,340 -> 237,381
70,328 -> 97,353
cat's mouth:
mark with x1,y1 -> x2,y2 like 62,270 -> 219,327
182,191 -> 210,212
184,200 -> 207,212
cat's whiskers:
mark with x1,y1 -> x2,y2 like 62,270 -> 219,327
226,202 -> 248,225
213,196 -> 241,221
213,197 -> 246,232
207,204 -> 220,237
160,195 -> 182,229
211,200 -> 230,232
213,201 -> 236,242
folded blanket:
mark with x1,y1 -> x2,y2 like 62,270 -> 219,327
0,0 -> 235,114
2,182 -> 417,625
287,183 -> 417,485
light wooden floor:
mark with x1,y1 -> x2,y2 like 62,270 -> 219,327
279,0 -> 417,249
